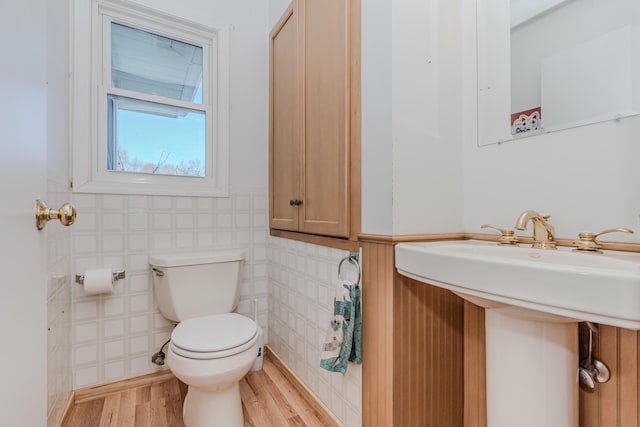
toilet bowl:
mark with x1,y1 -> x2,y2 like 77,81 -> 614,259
167,313 -> 258,427
149,251 -> 258,427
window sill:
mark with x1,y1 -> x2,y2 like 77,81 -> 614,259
72,179 -> 228,197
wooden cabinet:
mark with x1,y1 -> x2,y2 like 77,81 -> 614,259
269,0 -> 359,240
270,4 -> 300,232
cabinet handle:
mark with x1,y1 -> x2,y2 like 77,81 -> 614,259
289,199 -> 302,206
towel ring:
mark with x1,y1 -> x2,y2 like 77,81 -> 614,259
338,254 -> 361,286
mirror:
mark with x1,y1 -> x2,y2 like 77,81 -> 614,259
477,0 -> 640,146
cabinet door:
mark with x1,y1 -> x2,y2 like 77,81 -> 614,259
300,0 -> 350,238
269,3 -> 301,231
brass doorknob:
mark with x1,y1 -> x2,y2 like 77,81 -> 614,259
35,199 -> 76,230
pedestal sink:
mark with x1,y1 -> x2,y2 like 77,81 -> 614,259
395,240 -> 640,427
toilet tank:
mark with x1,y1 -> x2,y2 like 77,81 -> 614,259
149,250 -> 244,322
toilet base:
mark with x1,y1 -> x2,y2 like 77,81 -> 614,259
183,382 -> 243,427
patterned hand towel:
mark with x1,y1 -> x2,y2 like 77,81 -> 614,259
320,279 -> 362,374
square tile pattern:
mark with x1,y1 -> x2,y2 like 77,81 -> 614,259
47,177 -> 73,427
268,237 -> 362,427
70,188 -> 269,388
68,188 -> 361,427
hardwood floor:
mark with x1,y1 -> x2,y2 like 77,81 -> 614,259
63,349 -> 340,427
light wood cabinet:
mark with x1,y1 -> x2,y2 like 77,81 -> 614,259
269,4 -> 300,232
269,0 -> 359,240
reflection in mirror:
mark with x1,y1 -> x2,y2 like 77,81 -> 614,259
477,0 -> 640,146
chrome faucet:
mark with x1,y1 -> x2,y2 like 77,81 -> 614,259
514,210 -> 557,249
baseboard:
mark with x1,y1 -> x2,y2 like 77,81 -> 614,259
55,391 -> 75,427
74,369 -> 175,404
265,345 -> 344,427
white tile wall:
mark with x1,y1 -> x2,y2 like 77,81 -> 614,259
70,187 -> 269,388
47,177 -> 73,427
268,237 -> 362,427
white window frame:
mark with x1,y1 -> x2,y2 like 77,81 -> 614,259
71,0 -> 230,196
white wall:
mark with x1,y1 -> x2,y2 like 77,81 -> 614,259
362,0 -> 465,235
269,238 -> 362,427
361,0 -> 394,234
390,0 -> 464,235
464,0 -> 640,242
269,0 -> 292,29
129,0 -> 269,188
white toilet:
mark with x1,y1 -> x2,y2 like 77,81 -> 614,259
149,251 -> 258,427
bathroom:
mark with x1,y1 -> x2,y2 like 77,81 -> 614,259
2,0 -> 640,426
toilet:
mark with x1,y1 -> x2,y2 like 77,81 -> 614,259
149,250 -> 258,427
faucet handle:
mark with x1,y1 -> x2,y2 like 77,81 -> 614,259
481,224 -> 519,245
573,228 -> 634,253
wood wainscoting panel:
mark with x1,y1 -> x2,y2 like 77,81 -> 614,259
618,328 -> 639,427
463,301 -> 487,427
395,274 -> 464,427
361,241 -> 396,427
580,325 -> 640,427
361,240 -> 464,426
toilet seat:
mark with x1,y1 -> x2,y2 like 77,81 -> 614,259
170,313 -> 258,360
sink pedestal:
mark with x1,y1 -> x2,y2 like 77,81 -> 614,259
395,240 -> 640,427
485,309 -> 578,427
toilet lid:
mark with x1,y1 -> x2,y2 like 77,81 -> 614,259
171,313 -> 258,355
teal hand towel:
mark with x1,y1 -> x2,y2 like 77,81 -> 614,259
320,279 -> 362,374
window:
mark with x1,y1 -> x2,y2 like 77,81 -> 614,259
72,0 -> 229,196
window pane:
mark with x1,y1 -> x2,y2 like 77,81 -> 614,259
107,94 -> 206,177
111,23 -> 203,104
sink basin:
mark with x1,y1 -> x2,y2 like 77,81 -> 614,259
396,239 -> 640,427
395,240 -> 640,329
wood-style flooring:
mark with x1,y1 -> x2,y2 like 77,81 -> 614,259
63,349 -> 340,427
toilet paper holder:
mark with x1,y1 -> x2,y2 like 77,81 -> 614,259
75,270 -> 126,285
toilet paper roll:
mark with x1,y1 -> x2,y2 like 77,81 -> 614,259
83,269 -> 114,295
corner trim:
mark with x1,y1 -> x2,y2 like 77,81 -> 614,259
358,232 -> 640,253
358,232 -> 465,244
73,369 -> 175,404
55,391 -> 75,427
270,229 -> 359,251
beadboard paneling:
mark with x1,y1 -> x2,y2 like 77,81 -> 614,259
395,274 -> 464,427
361,240 -> 464,427
580,325 -> 640,427
463,301 -> 487,427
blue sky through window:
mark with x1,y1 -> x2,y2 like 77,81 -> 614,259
117,109 -> 205,166
112,85 -> 206,177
